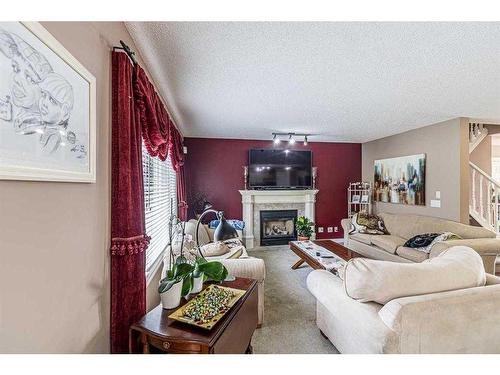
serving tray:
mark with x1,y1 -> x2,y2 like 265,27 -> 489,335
169,284 -> 246,330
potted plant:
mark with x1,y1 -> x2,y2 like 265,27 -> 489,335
296,216 -> 314,241
158,257 -> 194,309
190,257 -> 229,294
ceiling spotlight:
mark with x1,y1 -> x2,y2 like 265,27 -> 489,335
288,134 -> 296,145
304,136 -> 308,146
273,134 -> 280,144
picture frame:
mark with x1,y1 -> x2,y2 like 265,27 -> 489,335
361,194 -> 369,204
351,194 -> 361,203
373,154 -> 426,206
0,22 -> 96,183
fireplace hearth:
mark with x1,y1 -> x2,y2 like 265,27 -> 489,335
260,209 -> 297,246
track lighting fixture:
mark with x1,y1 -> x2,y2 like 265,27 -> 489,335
272,132 -> 311,146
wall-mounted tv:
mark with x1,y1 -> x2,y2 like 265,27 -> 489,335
248,149 -> 312,189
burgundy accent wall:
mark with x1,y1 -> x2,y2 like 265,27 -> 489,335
184,138 -> 361,239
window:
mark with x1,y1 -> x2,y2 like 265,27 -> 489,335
142,144 -> 177,282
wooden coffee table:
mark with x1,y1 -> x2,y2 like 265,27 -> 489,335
129,277 -> 258,354
289,239 -> 361,270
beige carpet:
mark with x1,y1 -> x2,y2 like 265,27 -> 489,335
249,245 -> 339,354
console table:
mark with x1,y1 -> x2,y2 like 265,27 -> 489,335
129,277 -> 258,354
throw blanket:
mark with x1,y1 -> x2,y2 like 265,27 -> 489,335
208,219 -> 245,230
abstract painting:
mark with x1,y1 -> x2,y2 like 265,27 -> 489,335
0,22 -> 95,182
373,154 -> 426,206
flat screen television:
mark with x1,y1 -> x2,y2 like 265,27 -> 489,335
248,149 -> 312,189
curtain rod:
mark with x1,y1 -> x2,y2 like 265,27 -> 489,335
112,40 -> 183,138
113,40 -> 137,66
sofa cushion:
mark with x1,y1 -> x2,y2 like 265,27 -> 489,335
350,233 -> 373,245
206,245 -> 244,261
370,235 -> 406,254
343,246 -> 486,304
200,241 -> 230,257
396,246 -> 429,263
378,212 -> 495,240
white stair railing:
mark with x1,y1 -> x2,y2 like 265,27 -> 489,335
469,161 -> 500,234
469,123 -> 488,153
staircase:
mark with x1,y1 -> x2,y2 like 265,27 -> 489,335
468,122 -> 500,235
469,122 -> 488,153
469,162 -> 500,234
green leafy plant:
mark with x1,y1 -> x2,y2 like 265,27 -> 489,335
296,216 -> 314,238
158,256 -> 194,296
193,257 -> 228,282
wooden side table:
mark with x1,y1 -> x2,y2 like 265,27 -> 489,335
129,277 -> 258,354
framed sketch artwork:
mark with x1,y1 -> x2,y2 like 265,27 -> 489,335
0,22 -> 96,182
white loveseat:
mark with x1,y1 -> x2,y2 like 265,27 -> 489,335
307,246 -> 500,353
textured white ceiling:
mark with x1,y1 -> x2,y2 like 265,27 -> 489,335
126,22 -> 500,143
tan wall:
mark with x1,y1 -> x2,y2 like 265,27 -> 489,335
362,118 -> 469,223
0,22 -> 160,353
470,135 -> 492,175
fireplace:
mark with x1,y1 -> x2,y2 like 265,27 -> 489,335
260,209 -> 298,246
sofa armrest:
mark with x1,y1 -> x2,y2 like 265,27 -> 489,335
379,284 -> 500,353
219,257 -> 266,282
219,257 -> 265,326
430,239 -> 500,274
341,218 -> 351,241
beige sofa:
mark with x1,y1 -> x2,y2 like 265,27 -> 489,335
307,247 -> 500,353
341,212 -> 499,274
163,219 -> 266,326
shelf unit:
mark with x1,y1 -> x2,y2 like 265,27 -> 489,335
348,182 -> 373,218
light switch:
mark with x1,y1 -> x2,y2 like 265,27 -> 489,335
435,191 -> 441,199
430,199 -> 441,208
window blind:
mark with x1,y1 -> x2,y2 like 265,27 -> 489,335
142,144 -> 177,277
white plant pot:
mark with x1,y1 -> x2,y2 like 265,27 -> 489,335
160,280 -> 183,309
191,274 -> 204,294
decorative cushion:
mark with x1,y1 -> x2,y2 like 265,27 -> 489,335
205,245 -> 244,261
370,235 -> 406,254
200,241 -> 230,257
343,246 -> 486,305
403,233 -> 441,248
349,212 -> 388,235
403,232 -> 462,254
395,246 -> 429,263
350,233 -> 373,245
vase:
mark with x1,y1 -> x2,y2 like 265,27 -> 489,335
160,279 -> 183,309
191,273 -> 204,294
298,236 -> 309,241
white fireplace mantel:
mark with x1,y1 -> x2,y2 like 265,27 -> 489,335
239,189 -> 319,249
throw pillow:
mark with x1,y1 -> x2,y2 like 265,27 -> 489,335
349,212 -> 388,235
404,233 -> 441,248
404,232 -> 463,254
200,241 -> 230,257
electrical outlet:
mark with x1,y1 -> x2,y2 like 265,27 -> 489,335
318,227 -> 324,233
327,227 -> 333,233
334,226 -> 338,232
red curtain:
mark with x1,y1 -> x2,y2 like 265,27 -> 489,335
133,65 -> 186,218
110,53 -> 186,353
110,52 -> 150,353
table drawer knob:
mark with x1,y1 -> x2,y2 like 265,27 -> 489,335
162,341 -> 171,350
